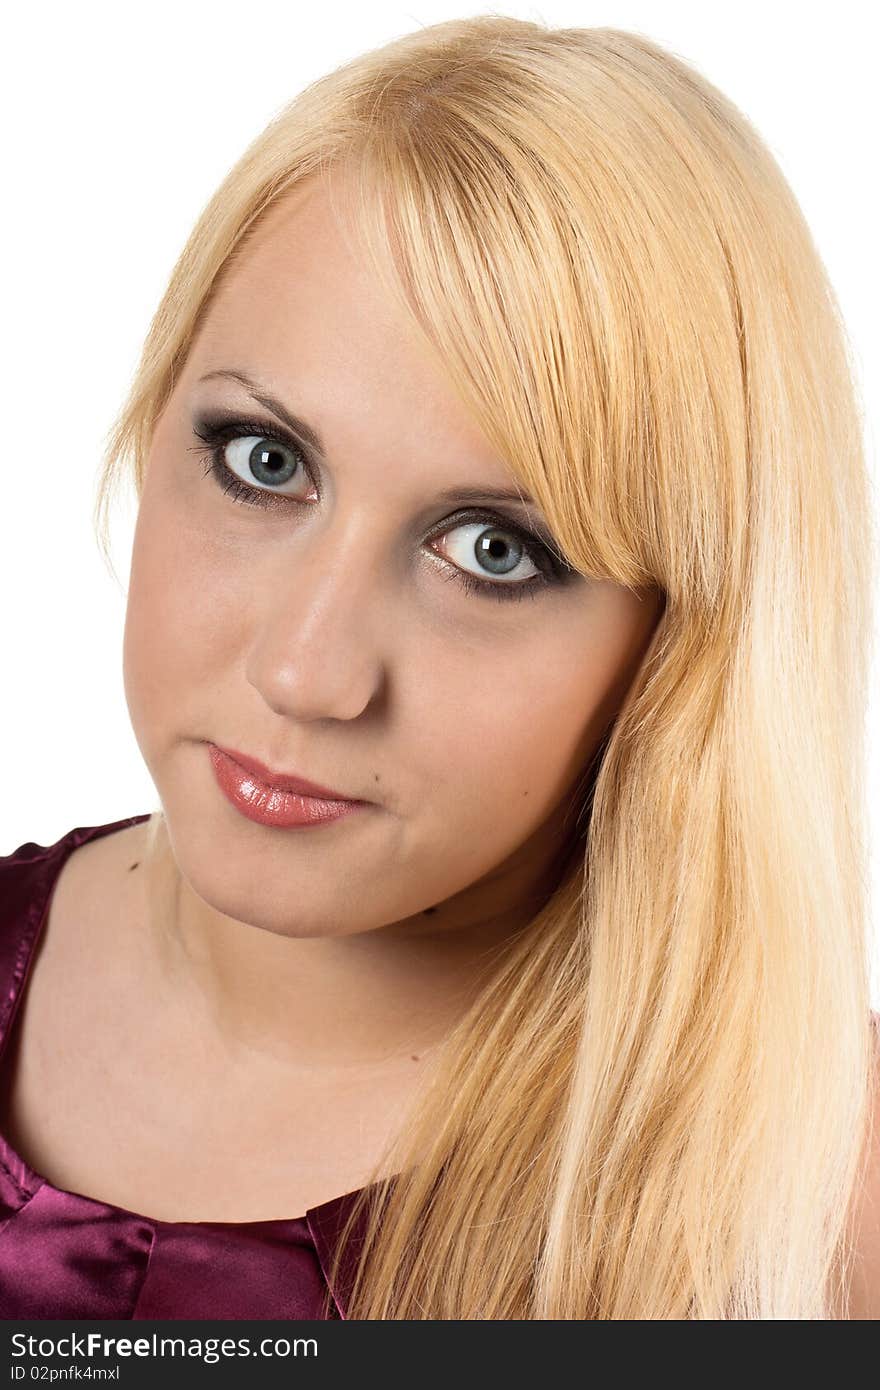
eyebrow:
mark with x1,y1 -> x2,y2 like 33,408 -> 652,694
196,367 -> 537,510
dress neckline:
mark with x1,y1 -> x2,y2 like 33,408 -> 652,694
0,812 -> 373,1235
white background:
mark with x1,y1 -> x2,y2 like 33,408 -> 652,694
2,2 -> 877,1001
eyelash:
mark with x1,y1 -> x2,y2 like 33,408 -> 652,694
189,413 -> 573,604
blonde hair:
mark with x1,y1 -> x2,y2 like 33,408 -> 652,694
94,16 -> 877,1317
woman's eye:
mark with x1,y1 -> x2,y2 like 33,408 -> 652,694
192,416 -> 573,604
215,433 -> 312,499
432,522 -> 543,587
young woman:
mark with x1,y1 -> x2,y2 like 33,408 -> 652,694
0,15 -> 877,1319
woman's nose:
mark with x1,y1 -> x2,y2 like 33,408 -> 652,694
244,522 -> 388,723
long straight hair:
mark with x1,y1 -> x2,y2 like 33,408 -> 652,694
94,17 -> 877,1317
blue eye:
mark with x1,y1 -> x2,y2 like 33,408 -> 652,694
192,418 -> 312,502
424,514 -> 563,602
189,413 -> 575,604
220,434 -> 310,497
432,522 -> 542,589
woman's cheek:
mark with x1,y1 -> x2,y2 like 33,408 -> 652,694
426,677 -> 566,831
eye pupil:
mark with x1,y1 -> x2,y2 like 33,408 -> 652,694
249,439 -> 298,487
475,527 -> 523,575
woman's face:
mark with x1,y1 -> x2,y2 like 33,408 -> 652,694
123,176 -> 663,942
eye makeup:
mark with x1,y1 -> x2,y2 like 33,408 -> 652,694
188,410 -> 578,604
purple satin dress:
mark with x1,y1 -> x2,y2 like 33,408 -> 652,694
0,814 -> 371,1319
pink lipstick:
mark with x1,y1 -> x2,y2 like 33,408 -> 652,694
207,743 -> 370,829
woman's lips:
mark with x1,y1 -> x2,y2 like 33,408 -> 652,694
207,743 -> 369,829
210,742 -> 360,799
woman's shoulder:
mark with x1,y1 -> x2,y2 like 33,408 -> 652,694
0,813 -> 153,873
0,813 -> 154,963
0,812 -> 154,1060
840,1009 -> 880,1318
1,813 -> 154,871
0,823 -> 89,994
